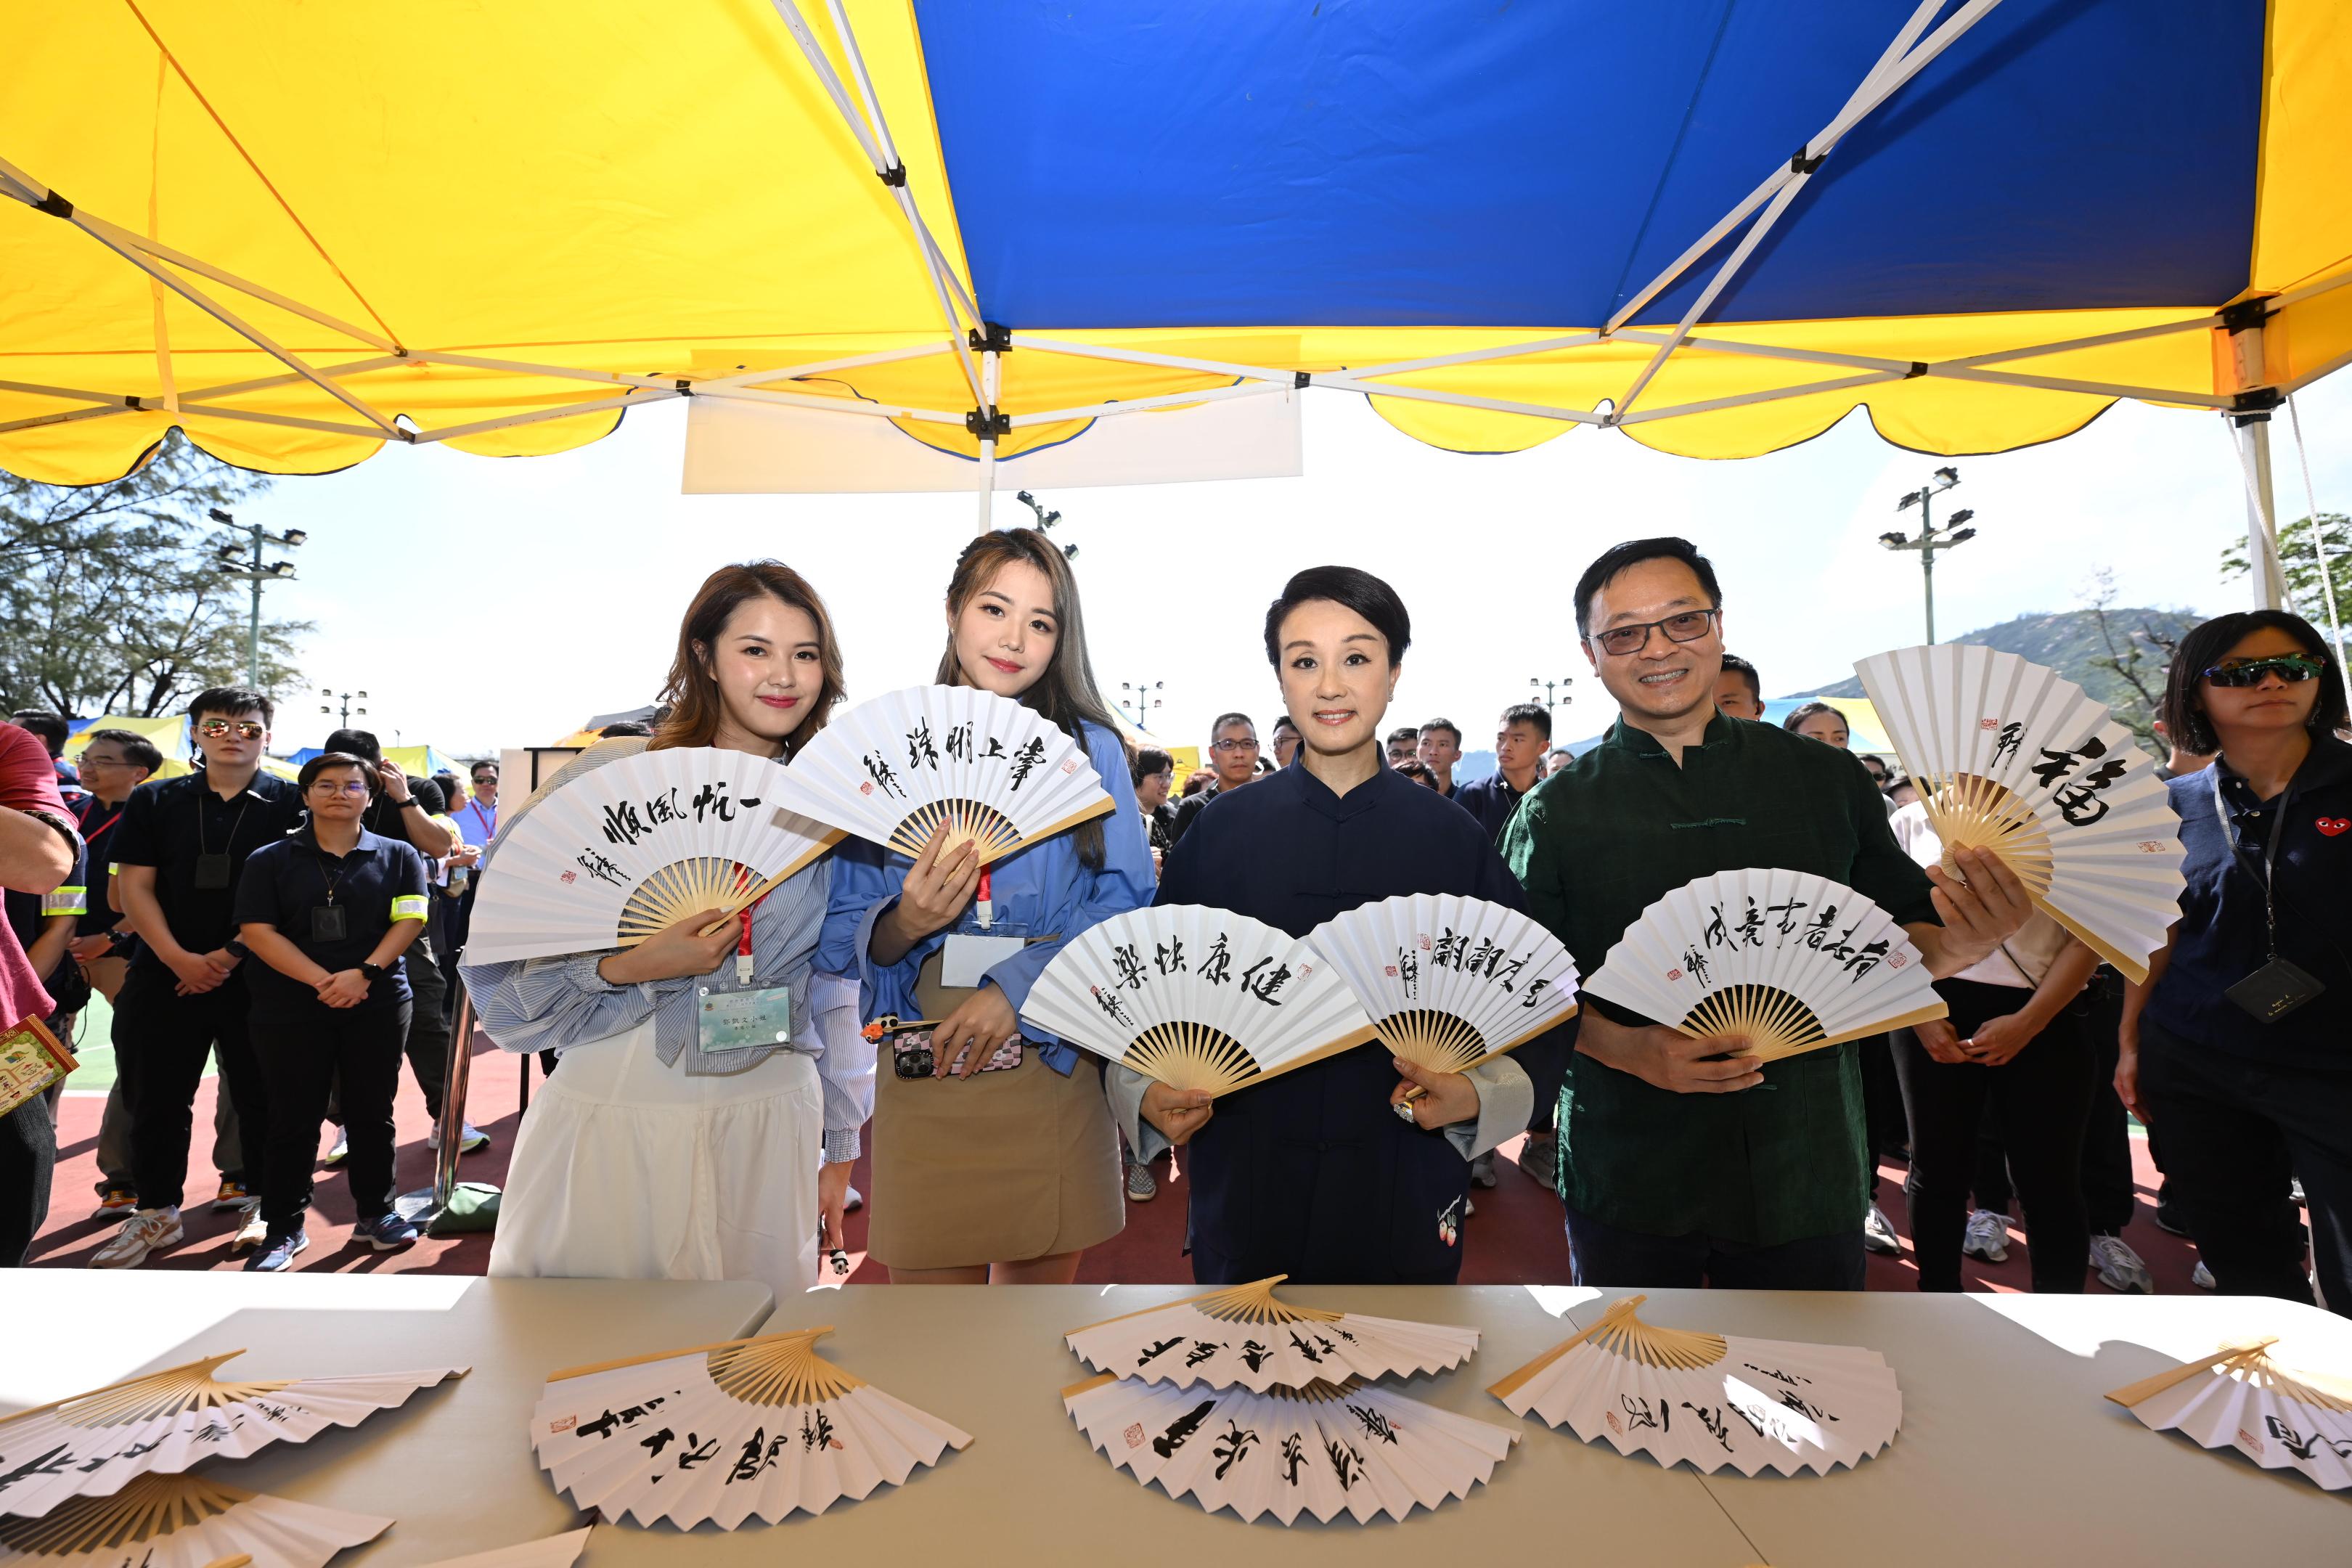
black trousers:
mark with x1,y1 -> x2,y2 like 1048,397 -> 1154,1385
1563,1204 -> 1866,1291
0,1091 -> 54,1265
2139,1021 -> 2351,1316
1892,978 -> 2093,1294
1519,1016 -> 1577,1138
327,944 -> 448,1127
115,965 -> 273,1214
253,1001 -> 411,1232
1972,972 -> 2139,1236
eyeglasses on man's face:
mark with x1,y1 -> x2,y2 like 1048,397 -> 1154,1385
79,754 -> 129,771
197,718 -> 266,739
2203,653 -> 2327,688
1211,738 -> 1259,754
1588,609 -> 1720,658
308,778 -> 372,798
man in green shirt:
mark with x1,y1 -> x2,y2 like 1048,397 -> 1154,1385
1503,537 -> 2031,1289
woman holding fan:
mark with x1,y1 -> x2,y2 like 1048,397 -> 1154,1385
820,528 -> 1151,1283
462,562 -> 870,1298
1109,565 -> 1534,1284
2118,610 -> 2352,1315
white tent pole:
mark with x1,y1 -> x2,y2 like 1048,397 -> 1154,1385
1611,370 -> 1908,426
1605,0 -> 1976,332
692,383 -> 963,423
2285,393 -> 2351,707
1008,380 -> 1286,428
689,343 -> 952,392
166,404 -> 400,440
0,377 -> 123,407
409,389 -> 679,446
2229,415 -> 2287,610
1612,176 -> 1808,420
1306,376 -> 1607,425
0,356 -> 409,434
976,348 -> 999,533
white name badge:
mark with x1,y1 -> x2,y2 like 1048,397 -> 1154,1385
696,984 -> 792,1053
942,933 -> 1026,989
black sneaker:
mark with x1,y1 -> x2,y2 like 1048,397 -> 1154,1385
2152,1194 -> 2190,1237
245,1228 -> 309,1273
359,1212 -> 421,1250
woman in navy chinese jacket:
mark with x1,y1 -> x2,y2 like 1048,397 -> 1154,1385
1110,565 -> 1533,1283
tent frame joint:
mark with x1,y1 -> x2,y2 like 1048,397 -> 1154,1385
1789,146 -> 1827,175
32,188 -> 72,219
2220,296 -> 2275,335
2229,387 -> 2282,425
967,321 -> 1012,354
965,407 -> 1010,439
877,163 -> 908,187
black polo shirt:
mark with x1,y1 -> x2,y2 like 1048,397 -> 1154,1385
1453,772 -> 1527,844
70,793 -> 132,937
233,825 -> 429,1020
2145,733 -> 2352,1070
109,769 -> 307,972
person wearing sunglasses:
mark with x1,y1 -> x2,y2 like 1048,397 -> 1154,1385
233,754 -> 433,1268
1502,537 -> 2033,1292
2118,610 -> 2352,1316
94,688 -> 306,1269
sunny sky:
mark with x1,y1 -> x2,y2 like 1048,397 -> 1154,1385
226,372 -> 2352,761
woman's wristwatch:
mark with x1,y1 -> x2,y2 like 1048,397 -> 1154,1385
359,961 -> 388,983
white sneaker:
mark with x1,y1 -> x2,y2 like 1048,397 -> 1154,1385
1962,1208 -> 2010,1263
91,1206 -> 182,1269
2088,1233 -> 2153,1294
322,1129 -> 349,1166
2192,1260 -> 2216,1290
1861,1204 -> 1900,1256
229,1201 -> 269,1257
457,1122 -> 489,1153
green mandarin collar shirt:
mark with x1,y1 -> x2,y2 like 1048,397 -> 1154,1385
1502,712 -> 1939,1246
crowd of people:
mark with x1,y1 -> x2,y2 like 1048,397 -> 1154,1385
0,529 -> 2340,1322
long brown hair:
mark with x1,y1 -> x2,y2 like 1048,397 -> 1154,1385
935,527 -> 1120,866
651,561 -> 846,759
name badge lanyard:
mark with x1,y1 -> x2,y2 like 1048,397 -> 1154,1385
314,848 -> 354,942
194,793 -> 253,889
976,865 -> 993,930
2209,767 -> 2291,962
735,889 -> 772,987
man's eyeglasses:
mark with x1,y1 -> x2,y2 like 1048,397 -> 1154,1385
1211,738 -> 1260,754
308,779 -> 372,797
1588,609 -> 1719,658
2203,653 -> 2328,687
472,775 -> 497,786
197,718 -> 266,739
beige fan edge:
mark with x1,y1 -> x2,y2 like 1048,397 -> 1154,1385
1118,1020 -> 1382,1098
613,833 -> 846,944
2105,1337 -> 2352,1413
1487,1294 -> 1731,1400
1916,775 -> 2157,985
1064,1275 -> 1349,1343
1671,991 -> 1947,1064
0,1474 -> 389,1559
1379,1003 -> 1580,1077
0,1351 -> 470,1432
882,795 -> 1115,869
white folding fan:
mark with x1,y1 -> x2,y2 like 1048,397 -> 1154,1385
0,1354 -> 465,1520
1310,893 -> 1579,1082
1580,868 -> 1945,1063
417,1528 -> 594,1568
1489,1294 -> 1901,1477
1856,643 -> 2186,982
0,1476 -> 389,1568
467,746 -> 840,964
771,685 -> 1115,866
531,1326 -> 971,1529
1019,906 -> 1377,1094
2107,1339 -> 2352,1490
1064,1276 -> 1480,1395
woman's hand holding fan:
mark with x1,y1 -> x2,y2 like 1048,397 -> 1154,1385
1141,1082 -> 1214,1145
595,905 -> 738,985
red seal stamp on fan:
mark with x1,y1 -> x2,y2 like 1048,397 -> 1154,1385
550,1414 -> 577,1433
1979,718 -> 1999,730
1124,1422 -> 1146,1449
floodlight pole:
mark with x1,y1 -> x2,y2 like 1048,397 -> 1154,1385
211,508 -> 303,686
1879,471 -> 1973,645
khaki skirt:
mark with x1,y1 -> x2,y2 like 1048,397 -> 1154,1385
868,1046 -> 1124,1270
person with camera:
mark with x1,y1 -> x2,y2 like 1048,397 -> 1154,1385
233,753 -> 431,1269
465,562 -> 868,1298
821,528 -> 1148,1285
2118,610 -> 2352,1315
94,689 -> 304,1268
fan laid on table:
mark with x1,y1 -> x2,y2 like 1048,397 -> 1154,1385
1063,1372 -> 1517,1525
415,1527 -> 594,1568
1310,894 -> 1578,1077
0,1476 -> 389,1568
1490,1294 -> 1902,1477
1856,643 -> 2185,982
1580,868 -> 1945,1063
530,1326 -> 971,1529
772,685 -> 1115,866
0,1354 -> 465,1519
2107,1339 -> 2352,1490
1020,906 -> 1377,1094
466,746 -> 840,965
1065,1276 -> 1480,1394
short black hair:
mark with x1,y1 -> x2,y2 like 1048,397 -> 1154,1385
1130,746 -> 1173,785
188,685 -> 274,727
324,727 -> 382,761
1718,652 -> 1762,703
599,720 -> 654,738
298,751 -> 370,791
1209,711 -> 1255,739
1262,565 -> 1411,668
1572,536 -> 1722,640
411,777 -> 449,816
82,727 -> 163,775
1418,718 -> 1461,746
1270,715 -> 1299,737
1500,702 -> 1552,741
9,710 -> 68,754
1782,701 -> 1844,735
1385,726 -> 1418,746
470,759 -> 501,779
2159,609 -> 2347,756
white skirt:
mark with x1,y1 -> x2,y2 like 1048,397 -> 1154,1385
488,1019 -> 821,1299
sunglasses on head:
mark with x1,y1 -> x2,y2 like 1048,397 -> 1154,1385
197,718 -> 266,739
2202,653 -> 2328,688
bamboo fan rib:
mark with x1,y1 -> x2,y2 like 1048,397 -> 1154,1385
2107,1340 -> 2352,1490
1021,906 -> 1379,1098
36,1355 -> 290,1429
706,1328 -> 865,1407
1064,1277 -> 1479,1393
772,685 -> 1116,870
0,1476 -> 392,1566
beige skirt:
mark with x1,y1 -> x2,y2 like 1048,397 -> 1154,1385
867,1047 -> 1124,1270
